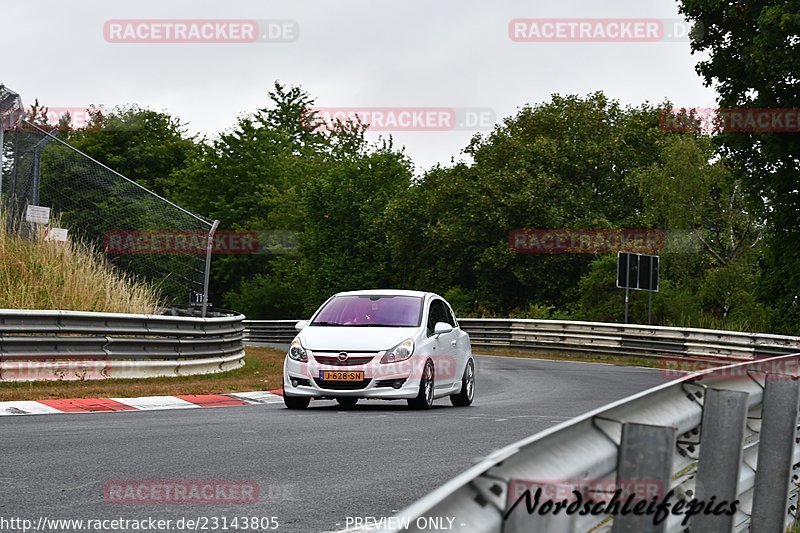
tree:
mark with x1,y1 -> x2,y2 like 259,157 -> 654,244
65,105 -> 198,198
386,93 -> 670,314
299,140 -> 413,305
677,0 -> 800,333
575,133 -> 768,329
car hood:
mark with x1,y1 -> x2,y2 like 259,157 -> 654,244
298,326 -> 420,352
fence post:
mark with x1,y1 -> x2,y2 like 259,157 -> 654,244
31,130 -> 58,207
612,423 -> 675,533
692,388 -> 750,532
750,376 -> 800,532
202,219 -> 219,318
0,126 -> 4,207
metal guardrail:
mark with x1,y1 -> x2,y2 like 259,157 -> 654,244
243,319 -> 299,344
458,319 -> 800,361
244,318 -> 800,362
246,318 -> 800,531
0,310 -> 245,381
379,354 -> 800,532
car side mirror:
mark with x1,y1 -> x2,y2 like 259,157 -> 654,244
434,322 -> 453,335
295,320 -> 308,331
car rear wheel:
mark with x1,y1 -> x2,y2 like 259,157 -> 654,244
283,388 -> 310,410
450,360 -> 474,407
408,360 -> 434,410
336,397 -> 358,408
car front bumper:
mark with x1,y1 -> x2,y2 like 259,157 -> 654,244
283,353 -> 426,399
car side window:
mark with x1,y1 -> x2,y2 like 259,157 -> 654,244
426,299 -> 446,336
444,304 -> 457,328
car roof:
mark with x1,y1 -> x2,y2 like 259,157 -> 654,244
334,289 -> 433,299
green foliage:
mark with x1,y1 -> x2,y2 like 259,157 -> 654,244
298,144 -> 413,304
223,274 -> 307,319
65,105 -> 198,198
678,0 -> 800,333
443,287 -> 475,317
387,93 -> 669,314
44,80 -> 793,334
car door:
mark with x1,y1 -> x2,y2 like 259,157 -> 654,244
424,298 -> 458,389
443,301 -> 470,382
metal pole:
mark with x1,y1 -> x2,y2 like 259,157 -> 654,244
624,253 -> 630,324
624,288 -> 629,324
647,258 -> 654,324
201,219 -> 219,318
32,145 -> 41,206
8,126 -> 19,228
0,126 -> 4,214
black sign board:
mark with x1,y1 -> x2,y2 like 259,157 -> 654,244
617,252 -> 659,292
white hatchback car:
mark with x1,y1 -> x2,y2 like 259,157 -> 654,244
283,289 -> 474,410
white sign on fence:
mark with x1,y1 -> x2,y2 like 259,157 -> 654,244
43,227 -> 68,243
25,205 -> 51,225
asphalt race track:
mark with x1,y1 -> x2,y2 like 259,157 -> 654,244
1,355 -> 666,533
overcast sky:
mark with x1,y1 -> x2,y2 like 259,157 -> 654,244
3,0 -> 718,173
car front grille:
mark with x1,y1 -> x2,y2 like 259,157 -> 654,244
313,355 -> 375,366
313,378 -> 372,390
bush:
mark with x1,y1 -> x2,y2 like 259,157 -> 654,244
443,287 -> 474,316
223,274 -> 309,319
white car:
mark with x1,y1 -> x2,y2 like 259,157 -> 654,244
283,289 -> 474,410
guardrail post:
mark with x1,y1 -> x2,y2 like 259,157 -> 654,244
750,376 -> 800,533
612,423 -> 675,533
201,219 -> 219,318
692,388 -> 749,533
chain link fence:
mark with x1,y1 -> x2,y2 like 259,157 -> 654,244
0,87 -> 217,314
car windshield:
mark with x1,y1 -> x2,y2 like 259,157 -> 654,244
311,295 -> 422,327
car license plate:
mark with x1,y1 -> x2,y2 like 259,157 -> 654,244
320,371 -> 364,381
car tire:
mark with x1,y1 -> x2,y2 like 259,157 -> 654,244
450,359 -> 475,407
283,388 -> 310,410
408,360 -> 435,410
336,397 -> 358,408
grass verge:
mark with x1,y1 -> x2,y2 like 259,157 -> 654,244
475,347 -> 670,369
0,346 -> 285,402
0,347 -> 674,402
0,218 -> 161,313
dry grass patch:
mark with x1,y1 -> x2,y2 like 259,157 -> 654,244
0,220 -> 161,313
0,346 -> 285,401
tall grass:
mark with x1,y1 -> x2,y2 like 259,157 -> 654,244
0,219 -> 162,313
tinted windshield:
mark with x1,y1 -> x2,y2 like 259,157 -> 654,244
311,295 -> 423,327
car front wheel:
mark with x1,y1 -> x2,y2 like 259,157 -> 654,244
450,360 -> 474,407
283,388 -> 310,410
408,360 -> 435,410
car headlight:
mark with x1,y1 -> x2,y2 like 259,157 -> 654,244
288,338 -> 308,362
380,339 -> 414,364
